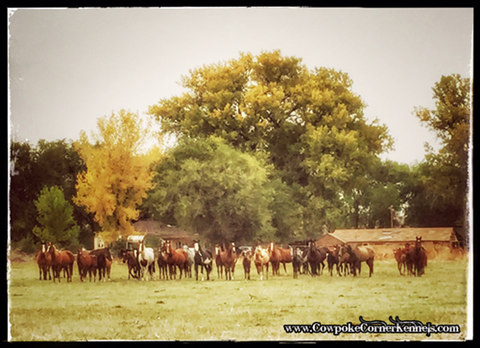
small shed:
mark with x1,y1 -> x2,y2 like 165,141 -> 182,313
316,227 -> 463,260
132,220 -> 198,249
125,234 -> 146,251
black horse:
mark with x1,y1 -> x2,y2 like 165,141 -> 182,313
292,247 -> 303,279
193,241 -> 213,281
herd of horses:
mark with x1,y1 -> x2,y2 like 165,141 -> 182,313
393,236 -> 429,277
35,237 -> 429,283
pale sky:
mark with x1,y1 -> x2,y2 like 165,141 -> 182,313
8,7 -> 473,165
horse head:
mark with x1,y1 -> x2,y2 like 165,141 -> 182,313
415,236 -> 422,249
164,240 -> 173,255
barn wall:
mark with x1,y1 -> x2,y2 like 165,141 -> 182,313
361,241 -> 461,261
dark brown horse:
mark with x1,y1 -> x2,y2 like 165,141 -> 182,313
241,249 -> 252,280
157,247 -> 168,280
220,242 -> 236,280
89,248 -> 112,281
164,240 -> 187,280
412,237 -> 428,277
327,245 -> 341,276
46,243 -> 75,283
77,249 -> 97,282
305,241 -> 328,276
35,242 -> 51,280
121,249 -> 140,279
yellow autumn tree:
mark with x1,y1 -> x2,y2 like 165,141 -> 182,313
74,110 -> 161,243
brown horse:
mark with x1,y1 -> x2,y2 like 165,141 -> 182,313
305,241 -> 328,276
157,247 -> 168,280
46,243 -> 75,283
278,246 -> 292,275
121,249 -> 140,279
164,240 -> 187,280
253,245 -> 269,280
214,244 -> 225,279
241,249 -> 253,280
327,245 -> 341,276
412,236 -> 428,277
338,245 -> 352,276
220,242 -> 236,280
35,242 -> 51,280
89,248 -> 112,281
346,244 -> 375,277
393,247 -> 408,275
77,249 -> 97,282
268,242 -> 282,276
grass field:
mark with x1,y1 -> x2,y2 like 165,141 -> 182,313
8,257 -> 470,341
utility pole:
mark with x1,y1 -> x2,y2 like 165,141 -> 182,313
389,205 -> 394,228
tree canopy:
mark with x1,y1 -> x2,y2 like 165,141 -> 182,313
146,136 -> 276,244
149,50 -> 393,235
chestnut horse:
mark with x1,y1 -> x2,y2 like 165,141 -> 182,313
46,243 -> 74,283
393,247 -> 408,275
253,245 -> 270,280
164,240 -> 187,280
35,242 -> 51,280
214,244 -> 224,279
220,242 -> 237,280
268,242 -> 282,276
77,249 -> 97,282
268,242 -> 292,276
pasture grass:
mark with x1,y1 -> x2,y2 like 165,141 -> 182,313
8,258 -> 469,341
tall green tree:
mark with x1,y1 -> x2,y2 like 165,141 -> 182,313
9,141 -> 38,242
32,186 -> 80,244
410,74 -> 471,229
149,50 -> 392,237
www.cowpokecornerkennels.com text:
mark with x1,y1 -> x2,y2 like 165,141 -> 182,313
283,316 -> 460,337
